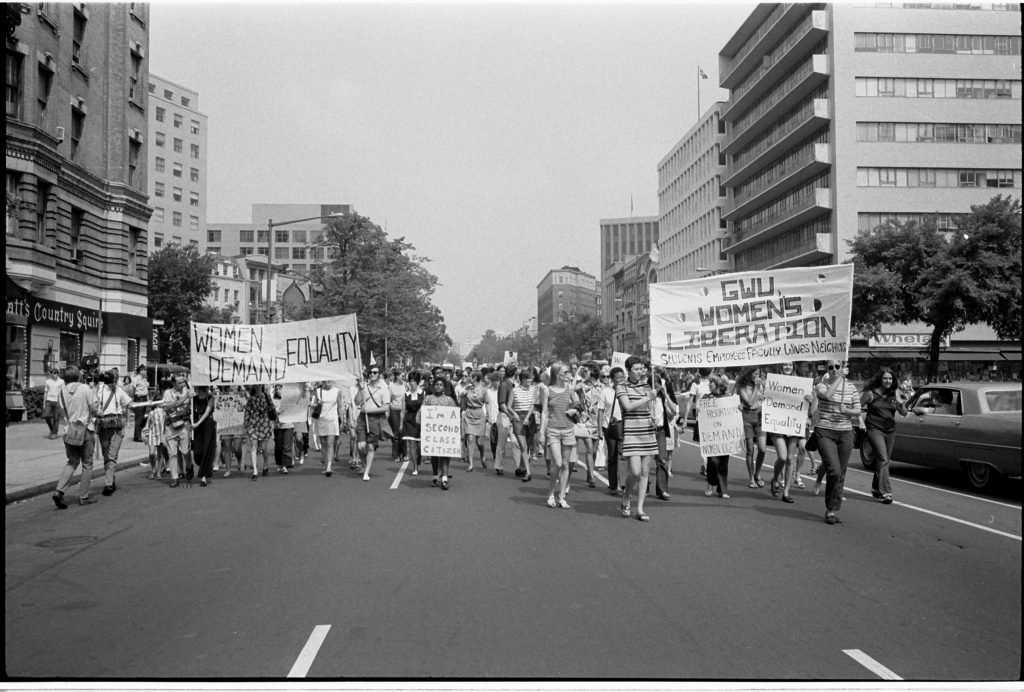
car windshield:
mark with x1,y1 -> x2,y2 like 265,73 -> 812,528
985,389 -> 1022,412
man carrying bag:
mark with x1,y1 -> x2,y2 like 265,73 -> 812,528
52,365 -> 99,509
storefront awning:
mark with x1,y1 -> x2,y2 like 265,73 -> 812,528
937,351 -> 1004,361
868,350 -> 924,360
1000,351 -> 1022,362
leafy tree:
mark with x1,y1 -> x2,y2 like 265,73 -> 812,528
194,304 -> 237,325
551,313 -> 613,363
305,211 -> 451,364
849,195 -> 1021,380
148,243 -> 216,364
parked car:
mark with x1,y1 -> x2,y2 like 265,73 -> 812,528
860,382 -> 1022,491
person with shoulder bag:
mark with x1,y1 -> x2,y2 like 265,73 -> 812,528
599,366 -> 626,496
94,369 -> 133,497
51,366 -> 99,509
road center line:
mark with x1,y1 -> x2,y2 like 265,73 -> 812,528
843,649 -> 902,680
391,460 -> 409,489
288,624 -> 330,678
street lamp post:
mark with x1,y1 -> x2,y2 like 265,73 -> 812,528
264,213 -> 344,323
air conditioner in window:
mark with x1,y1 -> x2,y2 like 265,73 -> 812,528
55,126 -> 65,143
72,248 -> 85,263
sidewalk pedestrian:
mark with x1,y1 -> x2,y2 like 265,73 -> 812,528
130,364 -> 150,442
43,369 -> 65,439
51,366 -> 98,509
93,369 -> 132,497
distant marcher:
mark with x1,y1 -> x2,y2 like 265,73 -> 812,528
191,385 -> 217,487
540,362 -> 581,510
161,374 -> 194,488
420,376 -> 459,489
616,357 -> 659,521
130,365 -> 150,442
813,360 -> 862,525
702,374 -> 734,499
43,368 -> 65,439
93,369 -> 132,497
354,366 -> 391,481
243,384 -> 275,481
861,367 -> 909,505
313,380 -> 341,477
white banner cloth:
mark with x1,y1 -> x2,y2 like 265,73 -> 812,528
649,265 -> 854,369
190,314 -> 361,386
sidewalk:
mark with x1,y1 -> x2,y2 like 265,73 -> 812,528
5,418 -> 150,505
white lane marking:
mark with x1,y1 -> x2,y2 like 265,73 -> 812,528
849,471 -> 1021,510
288,625 -> 331,678
391,460 -> 409,489
843,649 -> 902,680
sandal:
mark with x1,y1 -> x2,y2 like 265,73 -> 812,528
748,480 -> 758,489
793,478 -> 805,489
770,481 -> 780,498
782,495 -> 795,503
704,485 -> 714,497
755,478 -> 765,488
620,501 -> 630,518
636,513 -> 650,522
825,513 -> 841,524
882,494 -> 893,504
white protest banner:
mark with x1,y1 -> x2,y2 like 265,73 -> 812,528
212,391 -> 246,436
274,382 -> 313,425
697,395 -> 744,459
503,351 -> 518,367
420,405 -> 462,457
649,264 -> 854,369
761,374 -> 813,437
611,351 -> 632,372
190,314 -> 361,386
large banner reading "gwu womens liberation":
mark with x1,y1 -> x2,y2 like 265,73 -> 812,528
649,265 -> 854,369
189,314 -> 361,385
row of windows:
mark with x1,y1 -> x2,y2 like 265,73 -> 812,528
854,33 -> 1021,54
151,207 -> 200,229
856,167 -> 1021,188
732,217 -> 831,272
858,212 -> 965,232
734,132 -> 829,202
155,107 -> 201,134
733,173 -> 831,238
148,83 -> 192,108
153,184 -> 202,206
854,2 -> 1020,9
154,132 -> 201,158
154,158 -> 201,181
855,78 -> 1020,99
731,92 -> 829,173
733,44 -> 828,135
856,122 -> 1022,143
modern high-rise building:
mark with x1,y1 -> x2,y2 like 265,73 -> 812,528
717,2 -> 1021,272
598,216 -> 658,325
656,102 -> 731,283
146,74 -> 208,253
537,266 -> 601,356
6,2 -> 153,383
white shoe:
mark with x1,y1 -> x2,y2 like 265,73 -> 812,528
412,469 -> 419,475
557,499 -> 571,509
547,496 -> 557,508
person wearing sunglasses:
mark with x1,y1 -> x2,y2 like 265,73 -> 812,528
812,360 -> 862,524
354,366 -> 391,481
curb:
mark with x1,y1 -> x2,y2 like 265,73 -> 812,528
5,454 -> 151,505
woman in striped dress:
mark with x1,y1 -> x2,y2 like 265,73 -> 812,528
615,356 -> 660,522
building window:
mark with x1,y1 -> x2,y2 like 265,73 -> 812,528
72,8 -> 86,65
154,182 -> 164,197
240,247 -> 254,256
153,207 -> 164,223
207,229 -> 221,243
129,51 -> 142,101
37,63 -> 53,126
172,187 -> 182,202
154,234 -> 163,247
189,215 -> 199,231
207,246 -> 220,255
292,247 -> 306,260
275,247 -> 289,259
190,119 -> 200,134
172,162 -> 182,177
129,226 -> 141,275
148,82 -> 155,94
173,138 -> 182,153
6,51 -> 22,119
128,140 -> 141,187
155,131 -> 165,147
239,229 -> 255,243
190,167 -> 200,182
190,143 -> 200,159
35,181 -> 51,242
189,191 -> 199,207
257,230 -> 268,243
173,113 -> 182,128
291,230 -> 307,243
155,157 -> 165,172
164,89 -> 173,99
70,207 -> 84,261
181,96 -> 190,107
70,106 -> 85,160
155,106 -> 165,122
258,246 -> 268,255
172,211 -> 182,227
275,230 -> 289,243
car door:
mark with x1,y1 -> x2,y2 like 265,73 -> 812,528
903,386 -> 964,471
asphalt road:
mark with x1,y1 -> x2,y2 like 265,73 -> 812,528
5,440 -> 1020,681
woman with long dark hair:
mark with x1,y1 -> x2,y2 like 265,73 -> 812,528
191,385 -> 216,487
735,367 -> 767,489
403,370 -> 425,475
243,384 -> 275,481
615,356 -> 660,522
861,367 -> 909,504
767,361 -> 813,504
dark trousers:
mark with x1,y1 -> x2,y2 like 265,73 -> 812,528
388,410 -> 404,458
814,427 -> 854,512
603,428 -> 621,490
706,454 -> 729,491
654,429 -> 670,496
274,427 -> 294,467
132,395 -> 148,440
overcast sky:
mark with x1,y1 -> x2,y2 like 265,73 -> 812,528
149,1 -> 756,353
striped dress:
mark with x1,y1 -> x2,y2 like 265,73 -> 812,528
615,382 -> 658,457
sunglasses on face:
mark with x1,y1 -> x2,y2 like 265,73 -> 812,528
827,365 -> 840,370
369,370 -> 379,375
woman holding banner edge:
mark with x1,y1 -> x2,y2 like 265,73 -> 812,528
766,361 -> 814,504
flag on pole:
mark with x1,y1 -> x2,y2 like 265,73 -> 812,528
698,67 -> 709,79
369,353 -> 377,366
649,243 -> 660,265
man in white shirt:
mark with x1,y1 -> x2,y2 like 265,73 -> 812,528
161,374 -> 194,487
52,366 -> 98,508
93,369 -> 133,496
43,368 -> 65,439
130,364 -> 150,441
354,366 -> 390,481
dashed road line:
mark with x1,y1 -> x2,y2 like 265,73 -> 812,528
843,649 -> 902,680
288,624 -> 330,678
391,460 -> 410,489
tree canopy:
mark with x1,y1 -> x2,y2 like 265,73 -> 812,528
551,313 -> 613,363
148,243 -> 216,364
468,330 -> 541,366
848,194 -> 1021,379
304,212 -> 451,365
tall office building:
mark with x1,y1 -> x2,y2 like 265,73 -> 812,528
717,2 -> 1021,272
537,266 -> 601,356
7,2 -> 153,382
146,74 -> 207,252
598,216 -> 658,324
656,102 -> 731,283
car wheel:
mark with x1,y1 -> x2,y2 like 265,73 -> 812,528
965,461 -> 999,491
859,440 -> 876,471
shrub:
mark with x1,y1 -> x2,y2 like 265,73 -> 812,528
22,385 -> 45,419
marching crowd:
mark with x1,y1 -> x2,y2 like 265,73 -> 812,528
45,356 -> 917,524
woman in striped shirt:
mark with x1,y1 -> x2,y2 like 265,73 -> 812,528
615,356 -> 660,522
813,360 -> 862,525
511,369 -> 537,482
540,362 -> 581,509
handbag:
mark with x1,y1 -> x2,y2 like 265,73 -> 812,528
266,390 -> 278,422
605,391 -> 624,441
572,422 -> 591,439
594,438 -> 607,469
59,391 -> 89,446
853,425 -> 865,450
311,388 -> 323,419
806,430 -> 819,452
